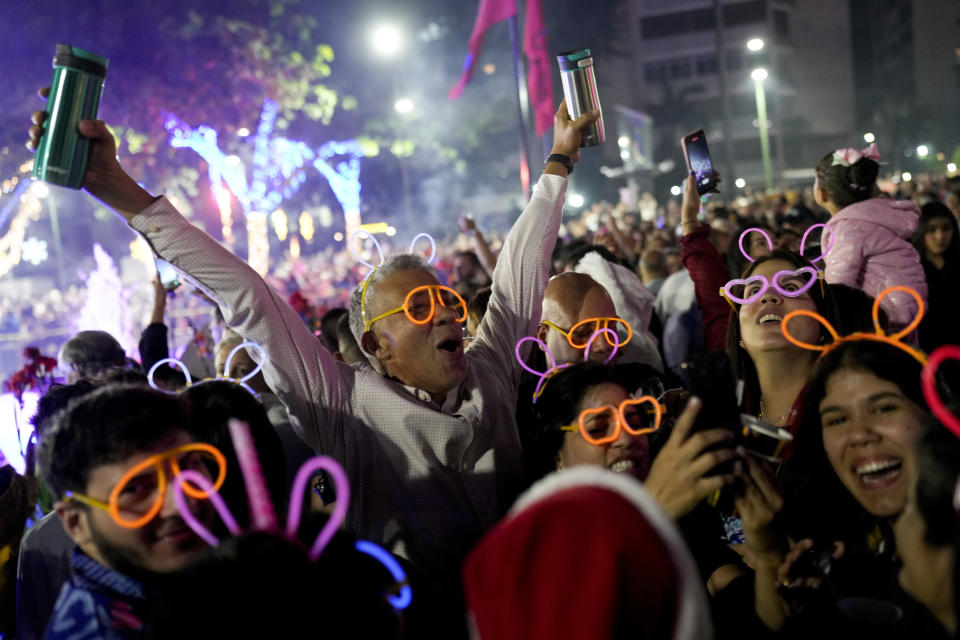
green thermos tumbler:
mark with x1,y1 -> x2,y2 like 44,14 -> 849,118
32,44 -> 108,189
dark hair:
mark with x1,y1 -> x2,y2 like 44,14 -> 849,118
726,249 -> 838,414
319,308 -> 348,353
467,287 -> 492,327
522,362 -> 661,485
913,420 -> 960,621
911,201 -> 960,266
827,283 -> 889,336
454,250 -> 483,268
564,244 -> 632,272
815,152 -> 880,209
59,330 -> 127,379
38,385 -> 190,498
31,380 -> 99,440
180,382 -> 287,524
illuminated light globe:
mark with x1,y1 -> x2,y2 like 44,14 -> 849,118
735,178 -> 746,189
746,38 -> 764,51
371,25 -> 403,57
21,237 -> 48,265
863,132 -> 876,143
617,136 -> 630,148
670,185 -> 682,196
916,145 -> 929,158
750,68 -> 768,82
568,193 -> 585,208
948,163 -> 958,173
902,172 -> 913,182
394,98 -> 414,114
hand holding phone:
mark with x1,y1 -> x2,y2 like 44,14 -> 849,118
681,129 -> 720,195
155,257 -> 180,292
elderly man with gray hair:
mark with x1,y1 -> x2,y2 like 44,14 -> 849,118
28,98 -> 599,597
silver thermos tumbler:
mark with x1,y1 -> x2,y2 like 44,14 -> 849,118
557,48 -> 604,147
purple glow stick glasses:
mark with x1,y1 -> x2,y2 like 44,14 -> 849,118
721,266 -> 821,306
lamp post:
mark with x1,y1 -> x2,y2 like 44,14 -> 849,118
751,67 -> 773,191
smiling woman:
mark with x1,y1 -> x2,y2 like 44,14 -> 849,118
786,339 -> 928,552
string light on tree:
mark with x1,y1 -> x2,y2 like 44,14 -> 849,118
299,210 -> 315,242
271,208 -> 289,241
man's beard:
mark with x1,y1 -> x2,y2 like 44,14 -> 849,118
87,518 -> 164,585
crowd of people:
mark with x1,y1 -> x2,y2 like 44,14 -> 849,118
1,90 -> 959,639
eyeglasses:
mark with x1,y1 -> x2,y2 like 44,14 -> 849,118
560,396 -> 664,445
720,267 -> 824,309
542,317 -> 633,349
361,282 -> 467,332
64,443 -> 227,529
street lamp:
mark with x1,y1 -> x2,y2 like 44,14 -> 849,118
863,132 -> 875,143
747,38 -> 765,52
371,24 -> 403,57
916,145 -> 929,158
750,68 -> 773,191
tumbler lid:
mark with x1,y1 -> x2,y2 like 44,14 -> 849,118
53,44 -> 108,77
557,48 -> 592,72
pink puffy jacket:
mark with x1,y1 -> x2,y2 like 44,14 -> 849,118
824,197 -> 928,330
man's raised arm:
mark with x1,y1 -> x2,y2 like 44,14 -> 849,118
27,115 -> 348,453
469,103 -> 600,384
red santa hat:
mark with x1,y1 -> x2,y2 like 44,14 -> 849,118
462,467 -> 711,640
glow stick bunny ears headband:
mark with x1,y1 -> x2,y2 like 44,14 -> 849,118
737,224 -> 835,264
148,341 -> 266,399
780,285 -> 927,366
175,419 -> 412,611
516,328 -> 622,402
349,229 -> 437,279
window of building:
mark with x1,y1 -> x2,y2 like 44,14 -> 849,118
696,54 -> 718,76
640,7 -> 717,40
726,50 -> 745,72
669,58 -> 692,79
645,62 -> 667,83
773,10 -> 790,38
723,1 -> 767,27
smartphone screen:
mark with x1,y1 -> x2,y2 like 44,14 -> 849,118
682,129 -> 719,195
155,257 -> 181,291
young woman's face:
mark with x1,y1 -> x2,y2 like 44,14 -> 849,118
923,216 -> 954,259
555,382 -> 650,481
819,368 -> 926,517
738,259 -> 821,355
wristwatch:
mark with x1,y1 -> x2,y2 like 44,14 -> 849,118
545,153 -> 574,175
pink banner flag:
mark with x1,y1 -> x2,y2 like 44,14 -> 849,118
449,0 -> 517,99
523,0 -> 554,137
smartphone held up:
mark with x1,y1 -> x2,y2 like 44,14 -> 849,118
155,258 -> 181,292
681,129 -> 720,195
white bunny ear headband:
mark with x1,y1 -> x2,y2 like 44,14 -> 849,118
148,340 -> 265,400
349,229 -> 437,281
175,418 -> 413,611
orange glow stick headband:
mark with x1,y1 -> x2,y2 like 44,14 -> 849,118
780,285 -> 927,366
147,341 -> 266,400
516,328 -> 622,403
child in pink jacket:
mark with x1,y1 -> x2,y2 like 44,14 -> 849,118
814,144 -> 928,331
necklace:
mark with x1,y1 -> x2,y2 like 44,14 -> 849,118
759,397 -> 790,425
